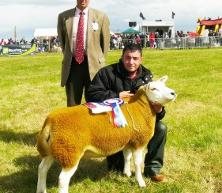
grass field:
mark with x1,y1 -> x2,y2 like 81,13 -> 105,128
0,48 -> 222,193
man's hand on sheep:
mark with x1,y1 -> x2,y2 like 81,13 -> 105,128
119,91 -> 134,99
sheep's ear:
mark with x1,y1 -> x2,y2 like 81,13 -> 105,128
159,75 -> 168,83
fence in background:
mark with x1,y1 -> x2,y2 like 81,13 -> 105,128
110,36 -> 222,50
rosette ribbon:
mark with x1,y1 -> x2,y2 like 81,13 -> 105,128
103,98 -> 127,127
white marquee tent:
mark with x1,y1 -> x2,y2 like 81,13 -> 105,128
139,20 -> 175,38
33,28 -> 57,39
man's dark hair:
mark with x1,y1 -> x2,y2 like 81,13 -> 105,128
122,43 -> 142,56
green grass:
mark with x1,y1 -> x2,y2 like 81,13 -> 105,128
0,49 -> 222,193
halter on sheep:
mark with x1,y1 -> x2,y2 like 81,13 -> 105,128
36,75 -> 176,193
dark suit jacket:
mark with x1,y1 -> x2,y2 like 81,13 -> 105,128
57,7 -> 110,86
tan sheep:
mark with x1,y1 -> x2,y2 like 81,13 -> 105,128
36,75 -> 176,193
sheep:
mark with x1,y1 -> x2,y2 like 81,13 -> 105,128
36,75 -> 176,193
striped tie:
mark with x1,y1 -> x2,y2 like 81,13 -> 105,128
75,11 -> 84,64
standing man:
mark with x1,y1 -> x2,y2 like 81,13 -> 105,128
86,43 -> 167,182
57,0 -> 110,106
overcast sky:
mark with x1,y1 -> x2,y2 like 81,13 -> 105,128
0,0 -> 221,40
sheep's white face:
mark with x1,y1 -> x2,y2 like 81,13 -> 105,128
145,76 -> 176,105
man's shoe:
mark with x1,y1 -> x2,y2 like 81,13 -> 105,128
150,174 -> 165,182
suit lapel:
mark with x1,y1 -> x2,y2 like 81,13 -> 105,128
65,8 -> 75,51
87,8 -> 93,47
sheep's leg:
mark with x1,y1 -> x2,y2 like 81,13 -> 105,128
36,155 -> 54,193
58,162 -> 79,193
133,148 -> 146,187
123,148 -> 132,177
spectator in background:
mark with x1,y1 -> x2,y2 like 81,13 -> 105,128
219,27 -> 222,46
0,39 -> 3,45
149,32 -> 155,48
135,34 -> 141,45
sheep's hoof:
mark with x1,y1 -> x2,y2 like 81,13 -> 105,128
123,170 -> 132,177
138,180 -> 146,187
36,189 -> 47,193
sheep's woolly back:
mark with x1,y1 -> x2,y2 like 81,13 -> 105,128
37,87 -> 156,168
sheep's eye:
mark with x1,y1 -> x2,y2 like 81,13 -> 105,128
151,88 -> 157,91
